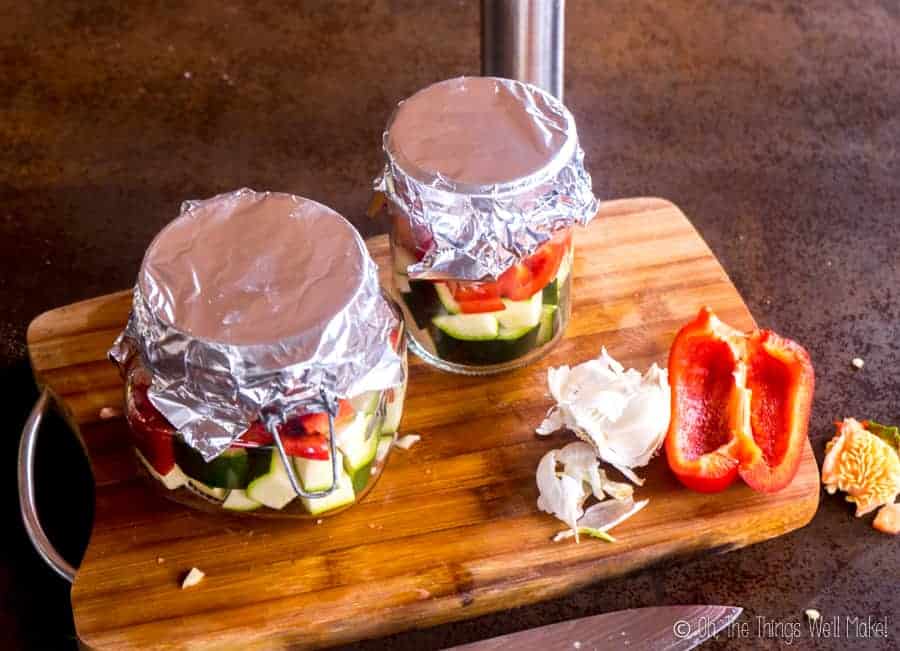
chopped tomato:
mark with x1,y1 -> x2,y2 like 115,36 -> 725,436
233,412 -> 341,460
281,431 -> 330,460
299,399 -> 355,436
391,209 -> 432,260
389,327 -> 401,350
498,263 -> 534,301
233,421 -> 273,447
449,281 -> 501,303
449,228 -> 571,306
126,380 -> 177,475
448,281 -> 505,313
521,240 -> 564,297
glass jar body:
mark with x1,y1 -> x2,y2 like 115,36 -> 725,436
388,204 -> 572,375
123,347 -> 408,518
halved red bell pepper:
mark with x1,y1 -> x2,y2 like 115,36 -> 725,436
739,329 -> 815,492
664,308 -> 751,492
665,307 -> 814,493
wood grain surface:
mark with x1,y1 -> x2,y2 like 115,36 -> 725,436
26,198 -> 820,650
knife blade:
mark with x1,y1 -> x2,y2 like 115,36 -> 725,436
445,605 -> 742,651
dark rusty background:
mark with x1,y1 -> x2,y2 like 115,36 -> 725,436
1,1 -> 898,649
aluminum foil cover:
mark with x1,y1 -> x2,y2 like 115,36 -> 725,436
110,189 -> 404,461
377,76 -> 598,281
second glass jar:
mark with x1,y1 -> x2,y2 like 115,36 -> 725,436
389,204 -> 574,373
377,76 -> 596,374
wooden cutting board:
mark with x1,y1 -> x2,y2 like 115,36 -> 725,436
27,198 -> 819,650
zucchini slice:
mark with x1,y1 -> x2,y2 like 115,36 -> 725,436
496,292 -> 543,330
432,313 -> 499,341
222,489 -> 262,511
300,465 -> 356,515
174,440 -> 252,489
536,304 -> 558,346
294,456 -> 336,493
337,412 -> 379,472
350,390 -> 381,415
246,451 -> 298,510
434,283 -> 462,314
185,478 -> 228,502
433,322 -> 539,365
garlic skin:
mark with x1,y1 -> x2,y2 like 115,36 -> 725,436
536,448 -> 588,537
556,441 -> 634,501
537,348 -> 671,483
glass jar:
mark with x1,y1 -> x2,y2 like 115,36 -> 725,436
377,77 -> 596,375
389,203 -> 574,372
123,348 -> 407,516
111,189 -> 407,517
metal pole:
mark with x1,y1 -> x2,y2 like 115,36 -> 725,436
481,0 -> 565,100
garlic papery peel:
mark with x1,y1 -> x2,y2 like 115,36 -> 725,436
552,497 -> 649,542
556,441 -> 634,501
536,448 -> 589,540
537,348 -> 670,481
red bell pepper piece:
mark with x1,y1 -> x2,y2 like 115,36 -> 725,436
665,307 -> 814,493
664,309 -> 749,492
739,329 -> 815,492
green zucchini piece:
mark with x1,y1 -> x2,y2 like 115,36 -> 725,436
536,305 -> 558,346
350,390 -> 381,415
496,292 -> 543,330
174,440 -> 252,489
432,313 -> 499,341
337,413 -> 379,472
185,478 -> 228,502
351,462 -> 373,494
300,464 -> 356,515
432,322 -> 539,365
222,489 -> 262,511
294,456 -> 336,493
434,283 -> 461,314
542,279 -> 559,306
246,451 -> 298,510
376,435 -> 394,463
